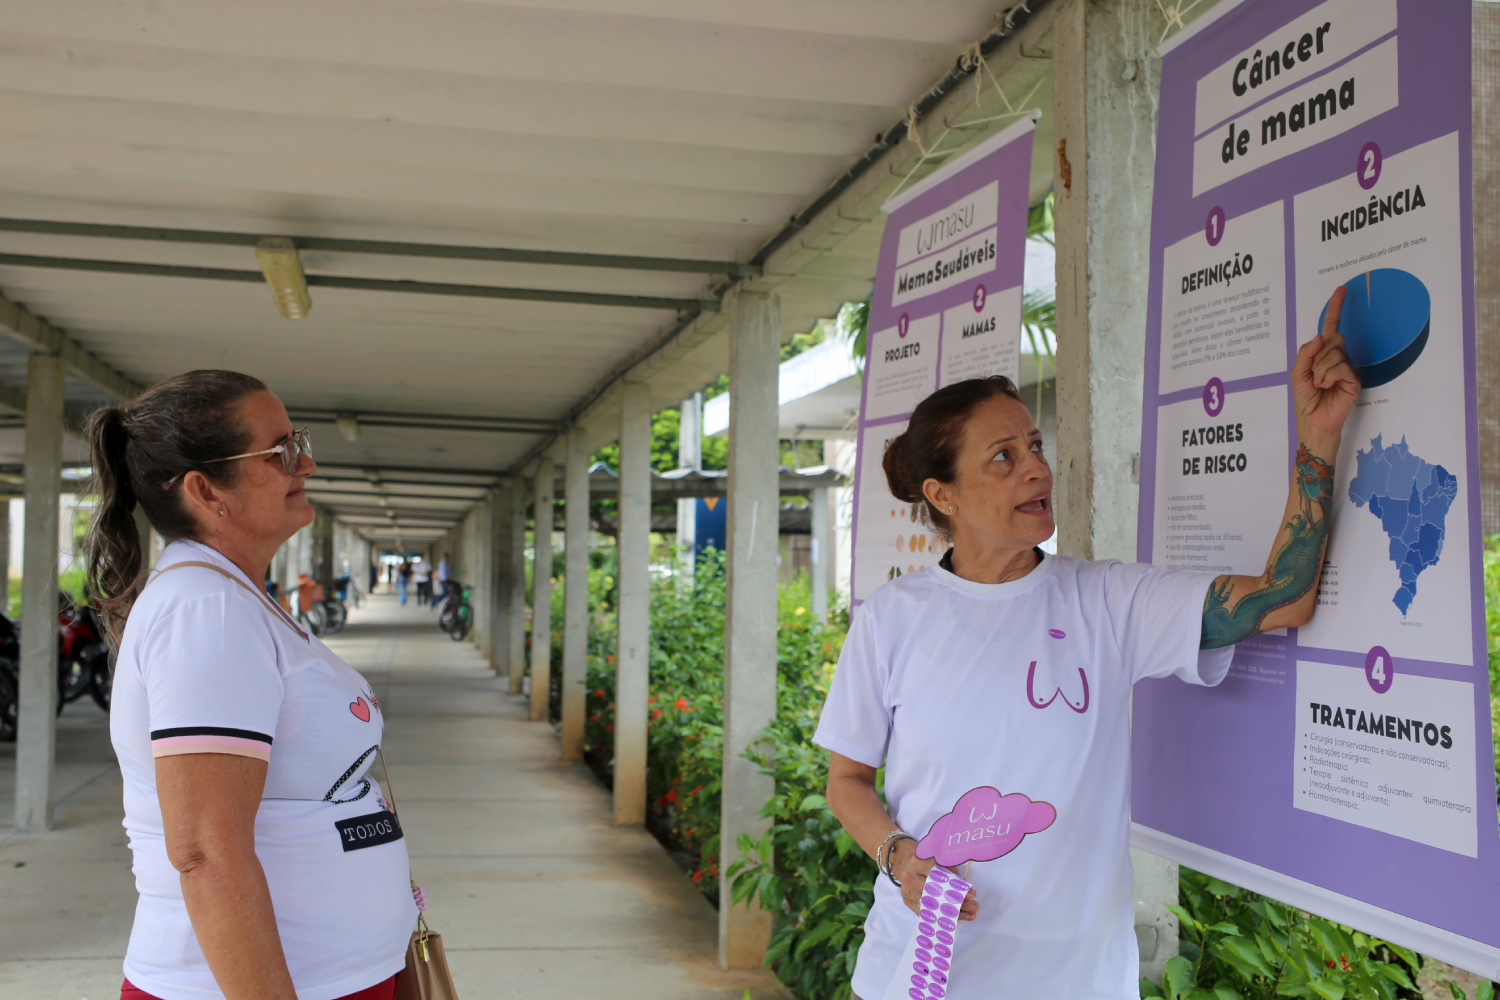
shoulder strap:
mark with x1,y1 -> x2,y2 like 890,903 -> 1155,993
148,560 -> 309,643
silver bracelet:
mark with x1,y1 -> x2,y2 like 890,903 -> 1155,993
874,829 -> 906,875
880,833 -> 916,887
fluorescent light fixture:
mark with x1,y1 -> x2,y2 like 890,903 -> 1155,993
336,412 -> 361,442
255,237 -> 312,319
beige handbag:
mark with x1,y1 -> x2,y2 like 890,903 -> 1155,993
379,751 -> 460,1000
393,914 -> 457,1000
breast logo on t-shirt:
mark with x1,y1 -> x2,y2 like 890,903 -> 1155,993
1025,631 -> 1089,713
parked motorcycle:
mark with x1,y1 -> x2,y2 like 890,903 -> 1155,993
0,595 -> 113,741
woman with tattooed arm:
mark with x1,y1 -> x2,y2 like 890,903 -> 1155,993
815,287 -> 1358,1000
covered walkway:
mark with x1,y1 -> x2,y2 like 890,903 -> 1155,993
0,594 -> 788,1000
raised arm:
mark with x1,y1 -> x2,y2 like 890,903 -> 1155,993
1201,286 -> 1359,649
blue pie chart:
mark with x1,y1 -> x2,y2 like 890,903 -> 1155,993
1316,268 -> 1430,388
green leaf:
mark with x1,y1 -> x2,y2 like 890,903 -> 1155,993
799,793 -> 827,812
1213,986 -> 1246,1000
1307,977 -> 1345,1000
1205,922 -> 1243,936
1164,955 -> 1195,999
1218,937 -> 1277,980
1276,986 -> 1318,999
1373,962 -> 1414,990
1166,903 -> 1201,930
1383,941 -> 1420,970
1450,983 -> 1468,1000
1140,977 -> 1167,999
1476,981 -> 1494,1000
834,827 -> 855,859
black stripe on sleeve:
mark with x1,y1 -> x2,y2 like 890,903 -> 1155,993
150,726 -> 274,744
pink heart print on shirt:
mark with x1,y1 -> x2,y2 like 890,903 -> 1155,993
349,697 -> 371,722
915,786 -> 1056,868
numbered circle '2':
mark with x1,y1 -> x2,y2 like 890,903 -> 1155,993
1202,377 -> 1225,418
1205,206 -> 1226,247
973,284 -> 988,312
1357,141 -> 1382,191
1365,645 -> 1394,694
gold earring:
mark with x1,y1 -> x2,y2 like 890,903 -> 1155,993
217,509 -> 226,517
948,505 -> 956,513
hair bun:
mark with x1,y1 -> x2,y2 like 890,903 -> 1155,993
881,431 -> 922,503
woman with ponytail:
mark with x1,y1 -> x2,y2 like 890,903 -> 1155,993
86,372 -> 415,1000
814,292 -> 1361,1000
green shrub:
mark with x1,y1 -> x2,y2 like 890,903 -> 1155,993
1145,868 -> 1427,1000
582,550 -> 847,906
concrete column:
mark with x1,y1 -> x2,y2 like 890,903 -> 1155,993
614,381 -> 652,825
15,351 -> 65,832
312,506 -> 335,586
1477,3 -> 1500,535
1051,0 -> 1176,983
810,485 -> 829,622
132,504 -> 154,574
0,498 -> 11,612
529,450 -> 556,721
677,392 -> 703,587
560,428 -> 590,761
508,477 -> 528,695
484,489 -> 515,673
718,290 -> 781,968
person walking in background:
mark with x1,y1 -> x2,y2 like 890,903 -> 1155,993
397,559 -> 411,605
412,559 -> 431,606
83,370 -> 416,1000
434,552 -> 451,606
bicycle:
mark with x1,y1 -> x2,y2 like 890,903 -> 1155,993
295,577 -> 347,638
438,582 -> 472,641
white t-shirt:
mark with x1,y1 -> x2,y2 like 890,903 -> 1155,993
111,540 -> 416,1000
412,563 -> 430,584
814,552 -> 1234,1000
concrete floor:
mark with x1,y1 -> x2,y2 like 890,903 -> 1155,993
0,593 -> 791,1000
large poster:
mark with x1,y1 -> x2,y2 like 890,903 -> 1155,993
850,118 -> 1035,604
1133,0 -> 1497,975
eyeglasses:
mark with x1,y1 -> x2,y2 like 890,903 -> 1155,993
208,427 -> 313,475
161,427 -> 314,491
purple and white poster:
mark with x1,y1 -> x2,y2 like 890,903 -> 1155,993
850,118 -> 1035,605
1133,0 -> 1498,975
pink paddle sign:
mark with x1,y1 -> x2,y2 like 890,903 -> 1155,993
915,785 -> 1056,869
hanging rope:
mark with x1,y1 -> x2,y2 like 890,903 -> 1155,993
1155,0 -> 1208,45
887,44 -> 1045,201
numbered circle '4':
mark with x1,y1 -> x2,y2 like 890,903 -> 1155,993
1365,645 -> 1394,694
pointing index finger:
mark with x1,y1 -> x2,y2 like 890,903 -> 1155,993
1322,285 -> 1348,341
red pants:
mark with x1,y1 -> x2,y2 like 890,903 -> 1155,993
122,973 -> 398,1000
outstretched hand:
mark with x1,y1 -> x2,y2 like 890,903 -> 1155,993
1291,286 -> 1361,438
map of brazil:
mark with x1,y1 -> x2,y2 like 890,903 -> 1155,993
1347,435 -> 1458,615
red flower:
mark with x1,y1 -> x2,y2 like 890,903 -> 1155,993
651,708 -> 663,721
675,697 -> 689,711
606,724 -> 614,733
594,689 -> 606,697
589,714 -> 598,722
1326,961 -> 1336,969
692,870 -> 702,883
690,785 -> 702,797
666,790 -> 678,804
607,655 -> 615,663
658,795 -> 668,808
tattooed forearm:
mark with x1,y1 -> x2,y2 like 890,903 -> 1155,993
1201,444 -> 1335,649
